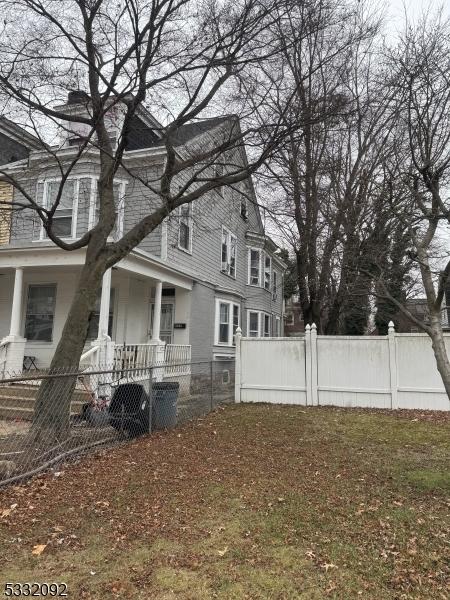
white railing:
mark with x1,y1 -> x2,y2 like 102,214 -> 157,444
79,342 -> 192,385
113,343 -> 158,377
164,344 -> 191,376
80,345 -> 100,368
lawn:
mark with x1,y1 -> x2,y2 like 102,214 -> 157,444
0,404 -> 449,599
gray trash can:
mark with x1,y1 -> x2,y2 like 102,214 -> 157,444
151,382 -> 179,430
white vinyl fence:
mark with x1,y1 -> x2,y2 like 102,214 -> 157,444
234,324 -> 450,411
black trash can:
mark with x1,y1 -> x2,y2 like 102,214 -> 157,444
151,382 -> 179,430
109,383 -> 150,437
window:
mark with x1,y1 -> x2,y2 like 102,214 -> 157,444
263,313 -> 271,337
248,311 -> 260,337
92,181 -> 125,240
221,227 -> 237,278
219,302 -> 229,344
264,254 -> 272,291
248,248 -> 261,286
272,270 -> 278,300
215,299 -> 240,346
178,204 -> 192,252
44,180 -> 76,238
247,310 -> 271,337
240,198 -> 248,220
87,289 -> 115,340
24,285 -> 57,342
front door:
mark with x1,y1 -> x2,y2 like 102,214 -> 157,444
150,302 -> 174,343
160,303 -> 174,344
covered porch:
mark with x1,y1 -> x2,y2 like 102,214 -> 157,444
0,247 -> 193,377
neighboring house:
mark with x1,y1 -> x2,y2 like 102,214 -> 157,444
0,95 -> 285,375
0,118 -> 42,246
284,294 -> 305,336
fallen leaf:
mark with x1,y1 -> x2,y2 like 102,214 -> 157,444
32,544 -> 47,556
217,546 -> 228,556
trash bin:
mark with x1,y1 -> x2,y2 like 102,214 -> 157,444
151,382 -> 179,430
109,383 -> 150,437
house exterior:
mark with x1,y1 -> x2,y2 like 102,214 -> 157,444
0,98 -> 285,376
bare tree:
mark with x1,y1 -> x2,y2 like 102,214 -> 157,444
0,0 -> 297,438
251,0 -> 401,333
380,12 -> 450,397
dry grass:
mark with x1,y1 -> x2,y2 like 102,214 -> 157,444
0,404 -> 449,599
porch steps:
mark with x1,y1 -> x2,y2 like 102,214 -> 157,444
0,385 -> 90,421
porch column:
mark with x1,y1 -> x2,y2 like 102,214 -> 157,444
2,267 -> 26,375
152,280 -> 163,342
98,268 -> 112,340
10,267 -> 24,337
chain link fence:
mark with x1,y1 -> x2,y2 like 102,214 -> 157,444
0,359 -> 235,486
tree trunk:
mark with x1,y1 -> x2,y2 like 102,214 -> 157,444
31,255 -> 106,441
428,314 -> 450,400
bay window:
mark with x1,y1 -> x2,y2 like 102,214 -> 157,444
24,284 -> 57,342
248,248 -> 261,286
264,254 -> 272,291
248,311 -> 260,337
247,310 -> 271,337
91,181 -> 126,240
272,270 -> 278,300
43,180 -> 76,238
215,299 -> 240,346
221,226 -> 237,278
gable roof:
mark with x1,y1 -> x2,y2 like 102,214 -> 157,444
0,117 -> 43,151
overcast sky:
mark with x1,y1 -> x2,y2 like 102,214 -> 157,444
385,0 -> 449,37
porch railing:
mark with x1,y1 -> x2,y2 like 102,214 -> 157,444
114,344 -> 158,370
164,344 -> 192,376
80,342 -> 192,383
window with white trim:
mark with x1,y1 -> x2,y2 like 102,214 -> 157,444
221,226 -> 237,278
272,270 -> 278,300
247,310 -> 271,337
248,248 -> 261,286
248,311 -> 260,337
42,180 -> 77,238
264,254 -> 272,291
24,284 -> 57,342
215,299 -> 240,346
178,204 -> 193,252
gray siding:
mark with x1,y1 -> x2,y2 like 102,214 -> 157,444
189,281 -> 216,361
6,119 -> 284,363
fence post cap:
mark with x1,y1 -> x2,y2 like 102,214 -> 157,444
311,323 -> 317,332
236,327 -> 242,336
305,324 -> 311,331
388,321 -> 395,332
